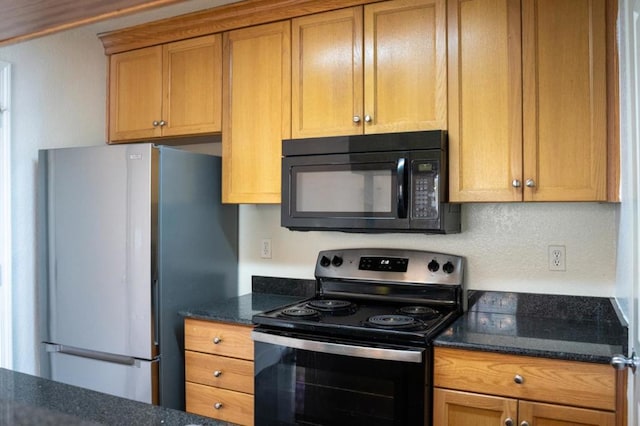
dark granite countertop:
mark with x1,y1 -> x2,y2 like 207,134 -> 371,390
433,291 -> 628,364
179,276 -> 316,324
0,368 -> 229,425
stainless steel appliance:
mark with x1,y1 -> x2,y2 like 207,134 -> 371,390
281,131 -> 460,233
37,144 -> 238,410
252,248 -> 465,426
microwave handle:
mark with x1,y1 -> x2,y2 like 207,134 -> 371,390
397,158 -> 408,218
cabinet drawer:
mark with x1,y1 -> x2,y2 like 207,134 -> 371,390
186,381 -> 253,426
434,347 -> 616,411
185,350 -> 254,394
184,318 -> 253,360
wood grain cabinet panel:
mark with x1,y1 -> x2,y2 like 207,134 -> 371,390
222,20 -> 291,204
433,347 -> 619,426
184,318 -> 254,425
448,0 -> 611,202
108,34 -> 222,142
291,0 -> 446,138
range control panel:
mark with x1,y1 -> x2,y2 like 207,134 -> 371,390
315,248 -> 464,286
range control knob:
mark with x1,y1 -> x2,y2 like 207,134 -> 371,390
320,256 -> 331,267
428,260 -> 440,272
443,261 -> 455,274
331,255 -> 343,267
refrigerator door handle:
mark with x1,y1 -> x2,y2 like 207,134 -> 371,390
152,278 -> 159,347
44,343 -> 137,366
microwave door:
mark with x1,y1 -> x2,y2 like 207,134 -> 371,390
282,154 -> 410,231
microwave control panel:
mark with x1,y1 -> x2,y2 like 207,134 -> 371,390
411,160 -> 439,219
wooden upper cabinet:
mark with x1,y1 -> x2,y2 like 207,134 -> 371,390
291,7 -> 363,138
522,0 -> 607,201
364,0 -> 446,134
222,21 -> 291,204
161,35 -> 222,137
448,0 -> 609,202
109,45 -> 163,141
108,34 -> 222,142
291,0 -> 446,138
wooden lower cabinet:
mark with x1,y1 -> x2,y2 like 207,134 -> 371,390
434,388 -> 615,426
184,318 -> 254,426
433,347 -> 620,426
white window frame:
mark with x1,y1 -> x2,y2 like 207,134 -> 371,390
0,60 -> 12,369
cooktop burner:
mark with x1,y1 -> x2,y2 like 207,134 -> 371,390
280,307 -> 320,319
307,299 -> 355,313
399,305 -> 441,320
366,314 -> 424,330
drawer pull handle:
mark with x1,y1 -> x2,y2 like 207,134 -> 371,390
520,422 -> 529,426
213,337 -> 222,344
213,370 -> 222,377
514,374 -> 524,384
214,402 -> 223,410
505,418 -> 513,426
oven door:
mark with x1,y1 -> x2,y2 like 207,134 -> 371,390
252,329 -> 428,426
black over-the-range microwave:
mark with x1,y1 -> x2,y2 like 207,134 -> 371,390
281,130 -> 461,234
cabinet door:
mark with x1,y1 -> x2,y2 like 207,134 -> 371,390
162,34 -> 222,137
109,46 -> 163,142
433,388 -> 517,426
447,0 -> 523,202
519,401 -> 615,426
522,0 -> 607,201
222,21 -> 291,203
291,7 -> 363,138
364,0 -> 446,134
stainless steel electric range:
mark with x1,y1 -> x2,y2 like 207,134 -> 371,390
252,248 -> 465,426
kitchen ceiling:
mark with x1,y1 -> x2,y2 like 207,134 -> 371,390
0,0 -> 240,46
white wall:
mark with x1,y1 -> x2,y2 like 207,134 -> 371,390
0,28 -> 107,374
239,202 -> 618,297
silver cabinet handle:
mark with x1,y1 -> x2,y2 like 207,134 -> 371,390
611,352 -> 640,373
213,337 -> 222,344
512,179 -> 521,188
152,120 -> 160,127
353,116 -> 361,123
214,402 -> 223,409
364,115 -> 372,123
514,374 -> 524,384
159,120 -> 167,127
213,370 -> 222,377
505,418 -> 513,426
525,179 -> 536,188
520,422 -> 529,426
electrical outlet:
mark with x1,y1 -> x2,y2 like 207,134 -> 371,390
261,239 -> 272,259
548,245 -> 566,271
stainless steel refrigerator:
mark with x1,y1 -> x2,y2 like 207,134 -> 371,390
37,143 -> 238,410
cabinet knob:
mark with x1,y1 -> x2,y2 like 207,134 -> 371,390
505,418 -> 513,426
525,179 -> 536,188
152,120 -> 160,127
213,370 -> 222,377
364,115 -> 372,123
514,374 -> 524,384
512,179 -> 521,188
520,422 -> 529,426
353,116 -> 361,123
214,402 -> 223,410
213,337 -> 222,344
159,120 -> 167,127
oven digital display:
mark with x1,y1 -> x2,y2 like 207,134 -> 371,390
358,257 -> 408,272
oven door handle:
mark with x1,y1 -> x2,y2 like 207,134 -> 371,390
252,331 -> 424,363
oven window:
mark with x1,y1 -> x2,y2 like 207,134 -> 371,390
254,341 -> 426,426
292,164 -> 396,216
